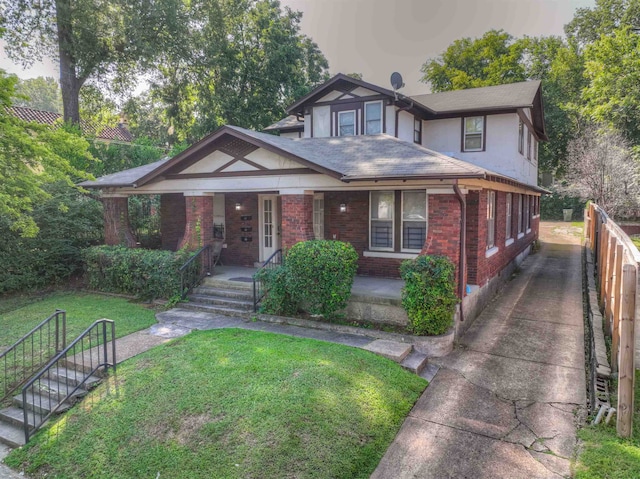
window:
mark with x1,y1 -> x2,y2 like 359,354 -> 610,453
526,196 -> 532,230
463,116 -> 484,151
534,140 -> 538,163
506,193 -> 512,240
487,190 -> 496,249
518,194 -> 524,234
414,118 -> 422,144
338,111 -> 355,136
313,194 -> 324,240
518,120 -> 524,155
370,191 -> 394,250
402,191 -> 427,251
365,101 -> 382,135
527,131 -> 532,160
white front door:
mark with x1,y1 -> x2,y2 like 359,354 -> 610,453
259,195 -> 279,261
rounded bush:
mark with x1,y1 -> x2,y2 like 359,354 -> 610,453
400,255 -> 458,336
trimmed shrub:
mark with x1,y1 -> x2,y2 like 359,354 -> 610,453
82,246 -> 191,301
400,255 -> 458,336
256,266 -> 298,316
540,188 -> 585,220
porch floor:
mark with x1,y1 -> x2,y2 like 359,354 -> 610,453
209,266 -> 403,300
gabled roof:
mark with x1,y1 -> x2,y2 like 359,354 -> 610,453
80,124 -> 533,189
6,105 -> 134,142
263,115 -> 304,132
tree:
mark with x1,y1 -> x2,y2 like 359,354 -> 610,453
1,0 -> 189,124
565,124 -> 639,218
565,0 -> 640,49
0,70 -> 92,237
13,76 -> 63,113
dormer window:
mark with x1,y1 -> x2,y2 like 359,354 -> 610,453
365,101 -> 383,135
338,111 -> 356,136
463,116 -> 485,152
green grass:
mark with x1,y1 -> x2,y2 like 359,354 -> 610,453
0,291 -> 158,351
631,236 -> 640,250
575,370 -> 640,478
6,329 -> 427,479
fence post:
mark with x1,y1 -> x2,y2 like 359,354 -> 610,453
618,264 -> 637,438
605,237 -> 617,334
612,244 -> 624,375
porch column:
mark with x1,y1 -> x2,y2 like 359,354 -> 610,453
102,195 -> 137,247
178,195 -> 214,250
281,193 -> 315,249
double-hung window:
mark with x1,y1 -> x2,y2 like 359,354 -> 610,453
370,191 -> 394,250
487,191 -> 496,249
414,118 -> 422,144
338,111 -> 356,136
506,193 -> 512,240
402,191 -> 427,251
313,193 -> 324,240
527,131 -> 532,160
518,194 -> 524,234
518,120 -> 524,155
365,101 -> 382,135
525,196 -> 531,231
463,116 -> 484,151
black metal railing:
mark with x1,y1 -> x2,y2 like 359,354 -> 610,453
1,310 -> 66,404
179,244 -> 212,299
253,249 -> 283,312
21,319 -> 116,443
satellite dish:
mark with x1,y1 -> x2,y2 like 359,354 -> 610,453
390,72 -> 404,91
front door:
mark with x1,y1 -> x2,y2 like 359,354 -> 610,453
259,195 -> 280,261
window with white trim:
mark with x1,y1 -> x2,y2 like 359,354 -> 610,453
402,190 -> 427,251
487,190 -> 496,249
364,101 -> 382,135
518,194 -> 524,234
463,116 -> 484,151
338,110 -> 356,136
518,120 -> 524,155
313,193 -> 324,240
527,131 -> 532,160
370,191 -> 394,250
414,118 -> 422,144
526,195 -> 531,230
506,193 -> 512,240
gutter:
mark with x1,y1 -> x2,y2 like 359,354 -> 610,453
453,181 -> 466,322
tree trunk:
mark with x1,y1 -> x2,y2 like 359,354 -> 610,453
55,0 -> 81,125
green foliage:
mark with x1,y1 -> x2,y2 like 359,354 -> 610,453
82,246 -> 190,300
87,137 -> 165,176
256,266 -> 297,316
13,76 -> 62,113
6,329 -> 425,478
540,188 -> 586,221
284,240 -> 359,318
400,256 -> 458,336
0,183 -> 103,294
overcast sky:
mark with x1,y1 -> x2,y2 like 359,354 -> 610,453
0,0 -> 595,96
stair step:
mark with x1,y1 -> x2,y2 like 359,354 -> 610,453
14,391 -> 73,415
32,377 -> 88,402
201,277 -> 253,291
187,294 -> 254,310
192,286 -> 253,300
0,421 -> 26,447
400,350 -> 429,375
179,302 -> 253,318
0,406 -> 43,428
363,340 -> 413,363
46,366 -> 102,387
419,363 -> 440,383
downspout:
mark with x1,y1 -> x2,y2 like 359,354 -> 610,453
453,182 -> 466,322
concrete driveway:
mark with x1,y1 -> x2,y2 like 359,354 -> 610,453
372,222 -> 586,479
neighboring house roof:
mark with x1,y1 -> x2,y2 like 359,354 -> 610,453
263,115 -> 304,132
80,124 -> 547,193
6,105 -> 134,142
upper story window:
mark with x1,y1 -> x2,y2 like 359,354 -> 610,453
365,101 -> 382,135
338,110 -> 356,136
518,119 -> 524,155
414,118 -> 422,144
527,131 -> 532,160
463,116 -> 484,152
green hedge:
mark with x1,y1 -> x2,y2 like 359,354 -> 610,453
82,246 -> 191,301
259,240 -> 359,318
400,255 -> 458,336
540,189 -> 586,221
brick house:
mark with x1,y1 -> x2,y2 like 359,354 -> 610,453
81,74 -> 546,329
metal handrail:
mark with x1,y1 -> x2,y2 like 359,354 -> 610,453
1,310 -> 66,403
253,249 -> 283,312
179,244 -> 212,299
21,319 -> 116,443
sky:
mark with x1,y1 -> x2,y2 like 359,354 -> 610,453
0,0 -> 595,96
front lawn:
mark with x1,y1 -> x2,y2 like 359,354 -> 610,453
0,291 -> 158,351
6,329 -> 426,479
575,370 -> 640,478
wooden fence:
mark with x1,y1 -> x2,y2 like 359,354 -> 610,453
585,203 -> 640,437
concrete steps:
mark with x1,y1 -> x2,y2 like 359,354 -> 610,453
183,282 -> 255,318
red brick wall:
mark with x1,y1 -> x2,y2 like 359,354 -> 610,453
281,194 -> 314,249
223,193 -> 260,267
179,196 -> 214,250
160,194 -> 185,251
103,196 -> 136,247
422,194 -> 462,280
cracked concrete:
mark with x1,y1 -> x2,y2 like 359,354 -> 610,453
371,222 -> 586,479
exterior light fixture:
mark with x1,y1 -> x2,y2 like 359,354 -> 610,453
235,203 -> 241,211
340,203 -> 347,213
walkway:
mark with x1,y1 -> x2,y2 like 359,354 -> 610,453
371,221 -> 587,479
